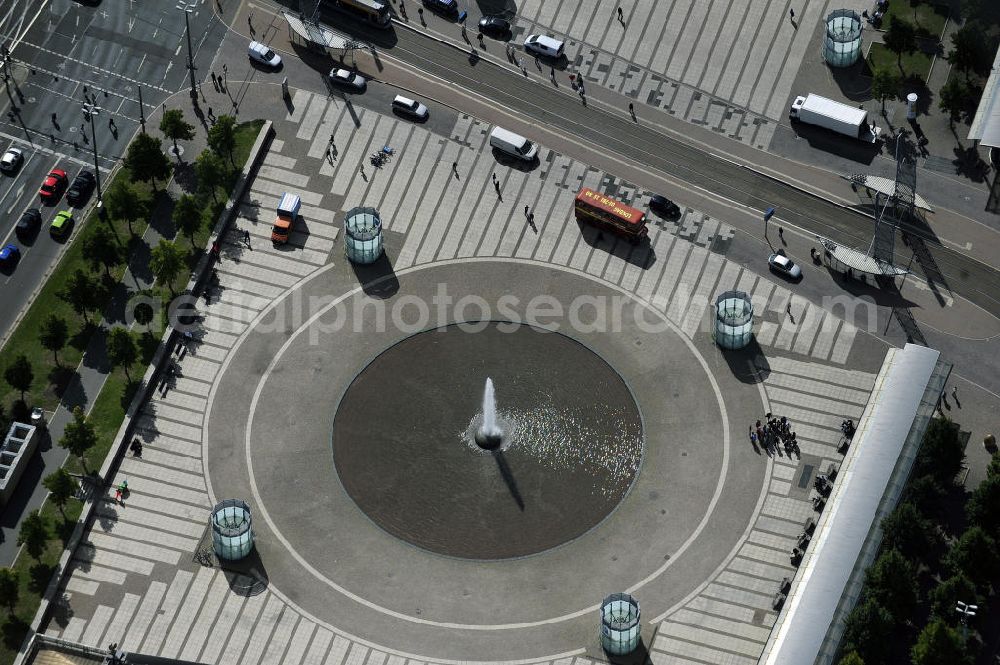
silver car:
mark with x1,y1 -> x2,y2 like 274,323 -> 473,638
0,147 -> 23,175
329,68 -> 366,91
768,251 -> 802,280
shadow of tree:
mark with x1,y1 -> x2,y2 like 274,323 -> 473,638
120,379 -> 143,411
1,616 -> 28,650
28,562 -> 57,594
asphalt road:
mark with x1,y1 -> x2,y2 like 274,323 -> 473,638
0,0 -> 228,342
369,21 -> 1000,319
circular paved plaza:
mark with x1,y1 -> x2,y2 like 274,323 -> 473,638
204,257 -> 767,660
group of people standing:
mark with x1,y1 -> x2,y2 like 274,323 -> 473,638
749,414 -> 799,457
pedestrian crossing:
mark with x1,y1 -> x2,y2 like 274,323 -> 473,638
43,88 -> 879,664
505,0 -> 828,148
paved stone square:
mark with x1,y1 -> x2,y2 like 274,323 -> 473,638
43,87 -> 889,665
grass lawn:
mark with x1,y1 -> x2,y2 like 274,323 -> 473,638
881,2 -> 949,40
0,118 -> 264,663
868,41 -> 934,82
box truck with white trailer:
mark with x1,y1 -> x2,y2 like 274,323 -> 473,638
789,94 -> 880,143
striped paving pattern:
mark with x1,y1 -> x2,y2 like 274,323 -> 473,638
508,0 -> 831,148
649,356 -> 876,664
44,90 -> 875,664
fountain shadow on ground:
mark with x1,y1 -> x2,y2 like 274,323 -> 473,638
351,253 -> 399,299
719,339 -> 770,384
494,452 -> 525,511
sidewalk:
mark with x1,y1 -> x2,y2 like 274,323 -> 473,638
0,95 -> 213,566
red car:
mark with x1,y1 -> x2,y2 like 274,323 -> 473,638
39,168 -> 68,202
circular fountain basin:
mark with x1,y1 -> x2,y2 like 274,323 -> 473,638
331,322 -> 643,560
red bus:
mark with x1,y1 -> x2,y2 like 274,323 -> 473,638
574,188 -> 648,243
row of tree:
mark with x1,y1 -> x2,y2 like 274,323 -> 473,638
870,18 -> 998,126
0,109 -> 245,614
838,418 -> 997,664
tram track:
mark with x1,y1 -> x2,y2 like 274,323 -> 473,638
383,27 -> 1000,317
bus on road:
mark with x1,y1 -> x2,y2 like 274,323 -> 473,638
574,188 -> 648,243
331,0 -> 391,27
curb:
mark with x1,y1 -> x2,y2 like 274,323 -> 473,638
13,120 -> 275,665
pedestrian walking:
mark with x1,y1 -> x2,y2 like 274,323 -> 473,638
492,172 -> 498,184
951,386 -> 958,401
208,106 -> 214,120
524,205 -> 530,217
789,8 -> 795,20
617,6 -> 624,21
778,226 -> 784,238
244,229 -> 251,248
628,102 -> 634,116
550,66 -> 555,80
786,302 -> 792,316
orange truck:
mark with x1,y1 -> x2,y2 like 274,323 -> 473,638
271,192 -> 301,244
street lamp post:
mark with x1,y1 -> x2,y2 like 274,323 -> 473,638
955,601 -> 977,643
177,2 -> 197,99
82,102 -> 103,206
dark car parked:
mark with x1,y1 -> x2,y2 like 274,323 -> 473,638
649,194 -> 681,218
66,170 -> 96,207
15,208 -> 42,239
422,0 -> 458,17
478,15 -> 511,39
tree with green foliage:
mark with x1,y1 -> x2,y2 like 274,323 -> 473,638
881,502 -> 940,560
39,314 -> 69,366
865,549 -> 919,618
59,268 -> 100,324
987,453 -> 1000,479
914,418 -> 964,485
961,0 -> 1000,24
842,598 -> 894,664
4,354 -> 33,401
949,24 -> 992,80
195,150 -> 227,203
59,406 -> 97,472
42,468 -> 79,519
17,510 -> 48,560
883,16 -> 918,72
125,132 -> 172,189
0,568 -> 18,614
837,652 -> 865,665
107,327 -> 138,381
967,475 -> 1000,537
939,77 -> 970,127
82,224 -> 120,278
150,240 -> 186,295
870,68 -> 900,115
911,619 -> 969,665
207,114 -> 237,165
172,194 -> 204,246
159,108 -> 196,157
946,526 -> 1000,587
103,180 -> 146,235
929,573 -> 979,621
906,474 -> 946,516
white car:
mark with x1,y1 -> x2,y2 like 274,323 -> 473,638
0,147 -> 23,175
329,68 -> 366,91
248,41 -> 281,68
768,250 -> 802,280
392,95 -> 428,120
523,34 -> 565,58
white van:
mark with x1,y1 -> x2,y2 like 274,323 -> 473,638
523,34 -> 565,58
489,127 -> 538,162
392,95 -> 429,120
